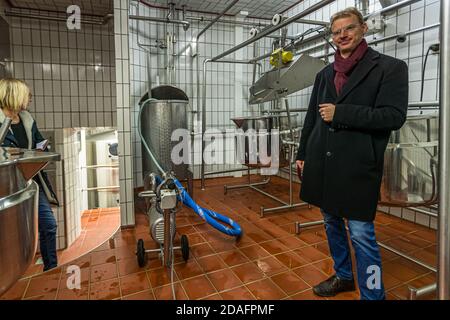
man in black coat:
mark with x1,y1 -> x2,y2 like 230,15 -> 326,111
296,7 -> 408,300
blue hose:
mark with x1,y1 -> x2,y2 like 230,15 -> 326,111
156,176 -> 242,237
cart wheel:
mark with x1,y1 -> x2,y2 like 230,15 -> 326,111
136,239 -> 147,267
181,235 -> 189,261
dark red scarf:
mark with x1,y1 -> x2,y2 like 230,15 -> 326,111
333,39 -> 368,95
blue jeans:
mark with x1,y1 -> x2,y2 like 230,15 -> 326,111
38,190 -> 58,271
321,210 -> 385,300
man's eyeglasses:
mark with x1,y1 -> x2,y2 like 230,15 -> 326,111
330,23 -> 360,37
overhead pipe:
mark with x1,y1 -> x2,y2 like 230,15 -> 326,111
187,15 -> 327,27
249,25 -> 326,63
438,0 -> 450,300
192,0 -> 240,59
129,0 -> 155,94
247,0 -> 424,65
192,0 -> 240,108
309,22 -> 440,60
4,10 -> 112,25
186,15 -> 269,27
210,0 -> 335,62
129,15 -> 190,30
138,0 -> 253,21
291,0 -> 424,54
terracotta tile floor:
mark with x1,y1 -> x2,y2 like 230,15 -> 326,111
1,176 -> 438,300
20,207 -> 120,279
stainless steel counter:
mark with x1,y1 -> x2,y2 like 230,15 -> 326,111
0,147 -> 60,296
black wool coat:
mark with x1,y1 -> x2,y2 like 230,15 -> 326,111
296,47 -> 408,221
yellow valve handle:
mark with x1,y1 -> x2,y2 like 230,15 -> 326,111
270,49 -> 294,67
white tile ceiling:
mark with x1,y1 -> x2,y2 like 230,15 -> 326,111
146,0 -> 302,19
8,0 -> 113,17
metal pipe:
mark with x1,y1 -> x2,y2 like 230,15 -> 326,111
187,15 -> 269,27
307,23 -> 440,59
262,203 -> 308,215
377,242 -> 437,272
252,41 -> 259,86
83,165 -> 119,169
224,178 -> 271,193
367,0 -> 422,19
211,0 -> 335,62
409,101 -> 440,108
200,58 -> 262,189
409,283 -> 437,300
296,18 -> 328,27
250,26 -> 327,63
194,0 -> 240,188
0,117 -> 12,146
5,11 -> 108,25
438,0 -> 450,300
250,185 -> 288,206
295,217 -> 438,273
163,210 -> 171,267
263,108 -> 308,113
295,220 -> 325,234
250,0 -> 423,64
129,15 -> 190,29
196,0 -> 239,44
204,167 -> 252,176
370,23 -> 440,45
201,58 -> 211,190
406,206 -> 438,218
83,186 -> 120,191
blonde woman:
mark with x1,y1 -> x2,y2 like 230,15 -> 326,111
0,78 -> 58,271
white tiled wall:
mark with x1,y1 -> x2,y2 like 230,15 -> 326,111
8,9 -> 116,129
59,128 -> 83,245
114,0 -> 135,227
7,6 -> 117,244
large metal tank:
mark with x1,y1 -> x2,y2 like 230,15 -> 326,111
140,85 -> 190,180
0,161 -> 37,296
380,114 -> 439,206
0,148 -> 60,296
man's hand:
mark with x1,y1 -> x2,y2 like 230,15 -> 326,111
296,160 -> 304,171
319,103 -> 336,122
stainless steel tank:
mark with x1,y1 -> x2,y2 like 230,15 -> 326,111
140,85 -> 190,180
0,148 -> 60,296
231,115 -> 299,168
380,114 -> 439,206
